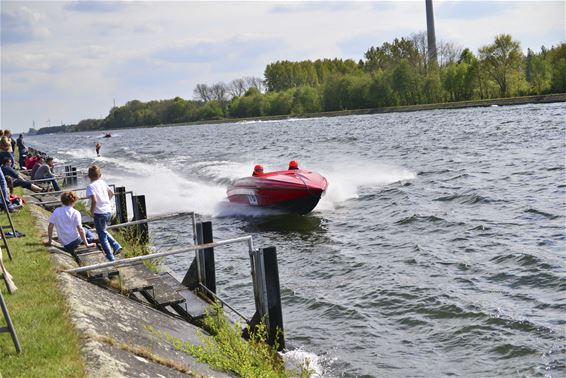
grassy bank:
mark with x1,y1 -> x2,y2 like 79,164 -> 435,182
0,200 -> 86,377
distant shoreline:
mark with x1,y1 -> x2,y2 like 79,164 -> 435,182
31,93 -> 566,134
149,93 -> 566,129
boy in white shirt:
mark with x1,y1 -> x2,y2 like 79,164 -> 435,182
86,165 -> 122,261
45,191 -> 96,253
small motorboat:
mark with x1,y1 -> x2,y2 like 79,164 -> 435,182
227,168 -> 328,214
103,133 -> 112,138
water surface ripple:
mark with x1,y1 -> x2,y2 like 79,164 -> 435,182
30,103 -> 565,377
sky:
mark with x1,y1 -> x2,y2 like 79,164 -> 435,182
1,0 -> 564,133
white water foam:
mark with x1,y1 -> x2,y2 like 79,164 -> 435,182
191,160 -> 279,182
58,147 -> 97,160
75,154 -> 415,217
94,156 -> 226,216
282,348 -> 325,377
315,162 -> 416,212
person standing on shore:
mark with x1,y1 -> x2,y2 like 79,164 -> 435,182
95,142 -> 101,157
16,134 -> 27,169
86,165 -> 122,261
0,130 -> 14,168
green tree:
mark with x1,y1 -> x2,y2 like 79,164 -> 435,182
266,90 -> 294,115
528,54 -> 552,94
292,86 -> 322,113
228,88 -> 265,118
368,71 -> 396,107
423,70 -> 443,103
478,34 -> 524,97
198,101 -> 224,120
547,43 -> 566,92
391,60 -> 419,105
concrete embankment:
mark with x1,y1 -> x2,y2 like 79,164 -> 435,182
29,204 -> 230,377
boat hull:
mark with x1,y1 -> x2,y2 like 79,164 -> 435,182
227,170 -> 327,215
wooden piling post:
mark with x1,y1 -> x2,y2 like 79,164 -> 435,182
114,187 -> 128,224
182,221 -> 216,300
131,195 -> 148,244
63,165 -> 71,187
249,247 -> 285,350
71,167 -> 77,186
199,221 -> 216,299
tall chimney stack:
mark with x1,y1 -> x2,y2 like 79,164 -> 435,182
425,0 -> 437,66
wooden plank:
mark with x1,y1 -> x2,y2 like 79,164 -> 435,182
76,251 -> 118,280
159,272 -> 211,320
119,264 -> 185,307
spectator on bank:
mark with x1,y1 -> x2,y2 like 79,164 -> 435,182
1,158 -> 43,193
86,165 -> 121,261
45,191 -> 97,253
0,130 -> 14,168
34,157 -> 61,191
10,136 -> 16,157
25,154 -> 38,170
16,134 -> 27,169
30,156 -> 44,179
0,169 -> 20,212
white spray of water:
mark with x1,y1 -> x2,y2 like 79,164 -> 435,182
282,348 -> 324,377
315,161 -> 416,211
94,156 -> 226,216
57,147 -> 96,160
191,160 -> 282,182
67,149 -> 415,217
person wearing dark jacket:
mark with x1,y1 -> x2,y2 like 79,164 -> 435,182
1,158 -> 43,192
16,134 -> 27,169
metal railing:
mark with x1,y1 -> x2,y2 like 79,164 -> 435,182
24,184 -> 116,198
198,282 -> 249,322
64,236 -> 254,274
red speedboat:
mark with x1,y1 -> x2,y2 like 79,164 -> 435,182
227,169 -> 328,214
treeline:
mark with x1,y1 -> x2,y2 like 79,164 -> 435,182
34,33 -> 566,134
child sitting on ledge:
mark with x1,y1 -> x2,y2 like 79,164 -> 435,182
45,191 -> 96,253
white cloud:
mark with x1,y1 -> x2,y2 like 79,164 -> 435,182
0,5 -> 50,44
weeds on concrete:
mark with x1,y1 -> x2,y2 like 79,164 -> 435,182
147,305 -> 313,377
113,224 -> 162,273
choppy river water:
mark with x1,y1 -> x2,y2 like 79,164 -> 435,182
29,102 -> 565,377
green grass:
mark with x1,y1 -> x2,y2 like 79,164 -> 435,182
0,197 -> 86,377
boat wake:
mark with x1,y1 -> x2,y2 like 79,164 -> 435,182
316,162 -> 416,211
93,156 -> 226,216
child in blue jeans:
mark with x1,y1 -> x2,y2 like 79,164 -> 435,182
86,165 -> 122,261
